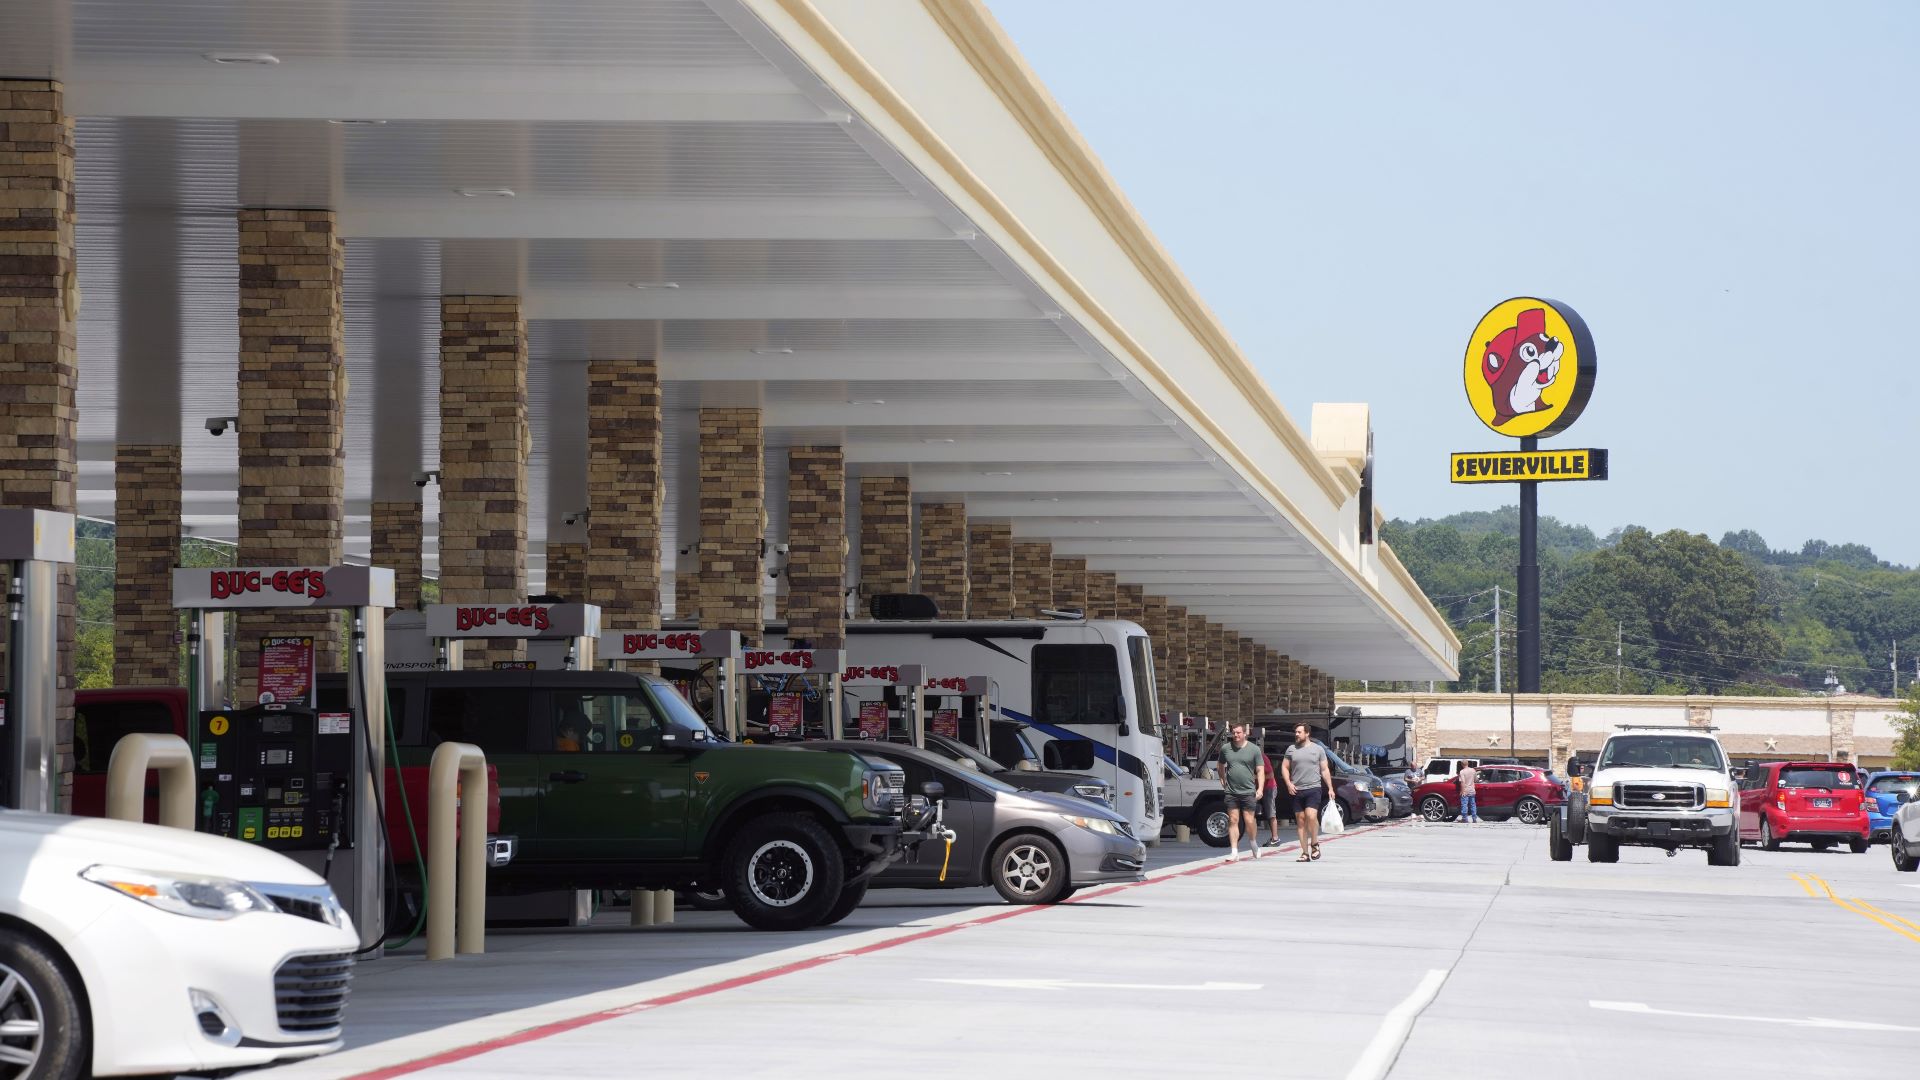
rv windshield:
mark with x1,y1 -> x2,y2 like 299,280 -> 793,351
1127,636 -> 1161,736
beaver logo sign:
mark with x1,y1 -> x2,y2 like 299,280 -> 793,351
1463,297 -> 1596,438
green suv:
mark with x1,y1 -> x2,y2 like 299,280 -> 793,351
342,670 -> 917,930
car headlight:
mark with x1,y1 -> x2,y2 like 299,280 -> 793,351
1060,814 -> 1123,836
1705,787 -> 1731,808
1072,782 -> 1113,803
81,865 -> 278,921
860,769 -> 903,814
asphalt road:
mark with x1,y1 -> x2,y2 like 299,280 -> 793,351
259,820 -> 1920,1080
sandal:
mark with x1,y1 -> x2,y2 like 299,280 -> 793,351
1296,853 -> 1312,862
1310,842 -> 1322,860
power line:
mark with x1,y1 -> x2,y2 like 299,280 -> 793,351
1557,658 -> 1820,694
1542,628 -> 1890,676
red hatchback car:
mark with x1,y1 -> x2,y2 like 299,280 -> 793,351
1737,761 -> 1870,852
1414,765 -> 1567,824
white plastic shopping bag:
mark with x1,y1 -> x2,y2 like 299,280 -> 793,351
1320,798 -> 1346,834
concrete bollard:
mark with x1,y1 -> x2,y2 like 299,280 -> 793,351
631,889 -> 655,927
1174,824 -> 1191,843
653,889 -> 675,925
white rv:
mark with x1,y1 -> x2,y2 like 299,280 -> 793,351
772,618 -> 1166,840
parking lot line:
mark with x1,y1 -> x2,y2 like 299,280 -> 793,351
1792,873 -> 1920,945
336,822 -> 1410,1080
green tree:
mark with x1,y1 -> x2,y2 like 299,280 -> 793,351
1893,687 -> 1920,770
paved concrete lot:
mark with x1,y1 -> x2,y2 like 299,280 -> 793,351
259,821 -> 1920,1080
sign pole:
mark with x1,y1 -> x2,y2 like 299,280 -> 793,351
1518,434 -> 1541,694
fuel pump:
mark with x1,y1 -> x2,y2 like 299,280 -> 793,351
738,647 -> 845,741
841,663 -> 926,745
0,509 -> 75,812
597,629 -> 743,735
172,565 -> 393,950
422,602 -> 602,671
922,675 -> 993,750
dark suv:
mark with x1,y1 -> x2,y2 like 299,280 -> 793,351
332,670 -> 921,930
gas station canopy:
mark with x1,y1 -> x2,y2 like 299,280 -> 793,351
11,0 -> 1458,680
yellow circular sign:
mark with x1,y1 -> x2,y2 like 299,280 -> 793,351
1462,297 -> 1596,438
618,733 -> 634,749
209,715 -> 230,736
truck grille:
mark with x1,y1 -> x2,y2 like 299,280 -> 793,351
1617,783 -> 1704,811
876,770 -> 906,812
275,952 -> 353,1035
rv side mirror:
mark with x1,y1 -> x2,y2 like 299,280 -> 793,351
1114,694 -> 1127,721
920,781 -> 945,801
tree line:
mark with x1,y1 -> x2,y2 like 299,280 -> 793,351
1379,508 -> 1920,699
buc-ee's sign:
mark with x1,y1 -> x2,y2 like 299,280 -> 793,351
744,649 -> 847,676
425,603 -> 601,639
596,628 -> 741,661
1452,298 -> 1607,486
171,566 -> 395,610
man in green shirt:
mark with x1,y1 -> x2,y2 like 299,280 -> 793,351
1216,722 -> 1266,861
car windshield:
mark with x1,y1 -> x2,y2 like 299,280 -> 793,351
644,676 -> 717,740
1596,735 -> 1726,772
1778,766 -> 1857,789
1868,774 -> 1920,797
927,733 -> 1006,774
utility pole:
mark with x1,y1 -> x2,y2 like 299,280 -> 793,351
1894,641 -> 1900,694
1493,585 -> 1503,695
1616,621 -> 1624,694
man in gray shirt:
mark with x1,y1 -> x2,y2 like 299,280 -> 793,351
1216,722 -> 1266,861
1284,723 -> 1336,861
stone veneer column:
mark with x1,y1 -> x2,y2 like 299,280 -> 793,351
858,476 -> 912,609
1141,594 -> 1170,713
1828,705 -> 1855,763
916,502 -> 968,619
114,446 -> 180,683
370,500 -> 423,610
235,209 -> 346,699
786,446 -> 846,648
543,540 -> 588,602
0,79 -> 77,805
1086,570 -> 1119,620
1221,630 -> 1243,727
587,355 -> 661,628
1185,614 -> 1209,717
1548,700 -> 1575,775
1162,604 -> 1187,714
1011,541 -> 1051,618
695,408 -> 764,641
1051,557 -> 1087,614
1116,583 -> 1145,627
966,521 -> 1013,619
1263,650 -> 1281,715
1238,637 -> 1258,725
1413,700 -> 1440,768
439,296 -> 527,669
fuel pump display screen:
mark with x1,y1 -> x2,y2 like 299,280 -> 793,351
198,704 -> 354,851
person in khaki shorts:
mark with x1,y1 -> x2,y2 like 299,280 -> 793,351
1216,722 -> 1266,862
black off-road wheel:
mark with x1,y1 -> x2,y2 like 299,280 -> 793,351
723,814 -> 847,931
0,929 -> 87,1080
815,880 -> 870,927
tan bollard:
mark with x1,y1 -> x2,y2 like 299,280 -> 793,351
427,742 -> 489,961
105,734 -> 196,829
632,889 -> 655,927
653,889 -> 675,925
1174,824 -> 1191,843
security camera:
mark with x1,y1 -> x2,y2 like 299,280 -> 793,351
561,509 -> 589,527
205,416 -> 239,437
767,567 -> 783,580
775,542 -> 790,555
413,470 -> 440,488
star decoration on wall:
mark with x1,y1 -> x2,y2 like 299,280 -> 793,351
1764,738 -> 1778,752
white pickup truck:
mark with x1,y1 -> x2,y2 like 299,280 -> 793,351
1551,726 -> 1741,866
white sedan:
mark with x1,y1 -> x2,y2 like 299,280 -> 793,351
1,810 -> 360,1078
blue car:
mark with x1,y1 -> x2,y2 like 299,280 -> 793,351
1862,772 -> 1920,841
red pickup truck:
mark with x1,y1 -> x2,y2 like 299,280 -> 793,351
73,686 -> 500,863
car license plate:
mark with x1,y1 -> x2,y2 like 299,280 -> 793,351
1813,798 -> 1832,808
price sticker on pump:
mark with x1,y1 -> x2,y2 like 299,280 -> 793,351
596,629 -> 741,661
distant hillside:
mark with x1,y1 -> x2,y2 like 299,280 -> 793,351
1382,509 -> 1920,697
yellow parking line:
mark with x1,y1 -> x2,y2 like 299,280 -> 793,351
1798,873 -> 1920,945
1789,872 -> 1821,898
1852,899 -> 1920,937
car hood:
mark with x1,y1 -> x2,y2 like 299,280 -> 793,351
0,810 -> 328,885
1001,788 -> 1129,824
1589,767 -> 1730,791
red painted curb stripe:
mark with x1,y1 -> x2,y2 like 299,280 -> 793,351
342,820 -> 1407,1080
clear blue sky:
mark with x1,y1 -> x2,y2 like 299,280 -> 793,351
988,1 -> 1920,567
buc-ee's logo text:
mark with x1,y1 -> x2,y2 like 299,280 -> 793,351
208,569 -> 328,600
455,606 -> 551,632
